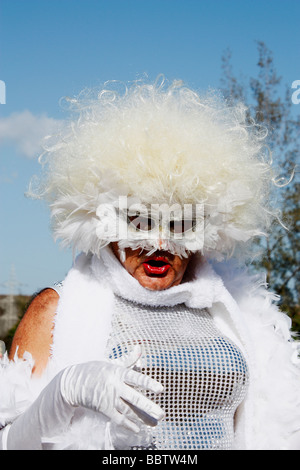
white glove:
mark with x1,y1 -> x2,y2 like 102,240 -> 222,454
61,346 -> 164,433
0,347 -> 164,450
110,421 -> 154,449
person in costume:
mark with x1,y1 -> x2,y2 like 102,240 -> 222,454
0,78 -> 299,450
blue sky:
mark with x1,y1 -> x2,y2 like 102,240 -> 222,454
0,0 -> 299,295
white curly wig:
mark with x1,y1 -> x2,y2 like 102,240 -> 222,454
29,77 -> 278,261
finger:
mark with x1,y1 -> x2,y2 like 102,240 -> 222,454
110,421 -> 153,449
125,401 -> 162,427
121,386 -> 164,422
116,398 -> 156,428
111,345 -> 142,368
124,368 -> 164,394
116,397 -> 138,418
116,399 -> 145,425
109,408 -> 140,434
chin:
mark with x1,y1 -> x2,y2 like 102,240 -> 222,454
135,268 -> 180,291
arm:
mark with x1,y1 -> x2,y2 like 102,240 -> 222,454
9,288 -> 59,375
1,347 -> 163,450
1,290 -> 164,450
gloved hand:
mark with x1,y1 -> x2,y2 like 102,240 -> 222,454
0,347 -> 164,450
61,346 -> 164,433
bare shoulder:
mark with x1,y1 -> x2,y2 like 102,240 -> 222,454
9,288 -> 59,374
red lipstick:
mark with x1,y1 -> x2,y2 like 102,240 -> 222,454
143,256 -> 171,276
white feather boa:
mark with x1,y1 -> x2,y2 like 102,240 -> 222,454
0,248 -> 299,450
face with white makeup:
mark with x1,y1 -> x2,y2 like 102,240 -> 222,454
110,207 -> 196,290
111,243 -> 192,291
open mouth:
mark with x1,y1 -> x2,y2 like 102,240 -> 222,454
143,257 -> 171,276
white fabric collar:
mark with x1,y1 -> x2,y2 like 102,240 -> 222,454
91,246 -> 226,309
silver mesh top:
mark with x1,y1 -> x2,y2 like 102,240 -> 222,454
105,295 -> 249,450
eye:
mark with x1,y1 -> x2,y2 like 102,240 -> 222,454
128,215 -> 155,231
169,219 -> 195,234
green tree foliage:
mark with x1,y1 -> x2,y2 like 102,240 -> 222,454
220,42 -> 300,331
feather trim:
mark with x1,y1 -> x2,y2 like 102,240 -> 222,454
0,351 -> 58,428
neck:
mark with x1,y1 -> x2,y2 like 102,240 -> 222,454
91,246 -> 221,309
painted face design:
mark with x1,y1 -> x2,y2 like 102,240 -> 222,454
96,199 -> 205,261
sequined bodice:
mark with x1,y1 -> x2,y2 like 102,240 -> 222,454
105,295 -> 249,450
